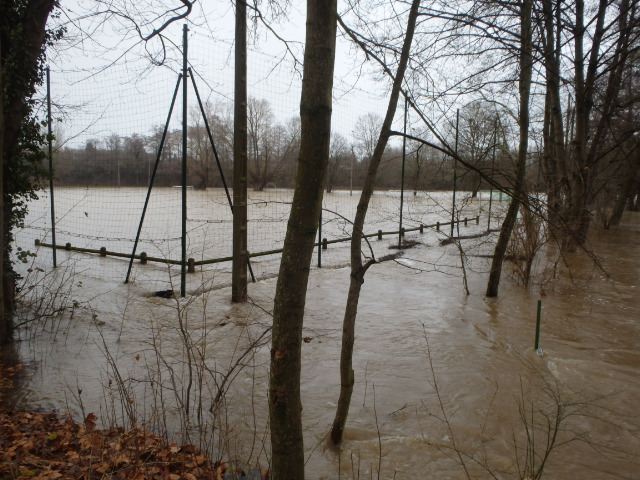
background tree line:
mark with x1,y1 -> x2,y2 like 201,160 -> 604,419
51,98 -> 524,193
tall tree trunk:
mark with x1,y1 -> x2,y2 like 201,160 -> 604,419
330,0 -> 421,445
564,0 -> 608,251
268,2 -> 337,479
232,0 -> 248,302
1,0 -> 56,343
486,0 -> 533,297
0,31 -> 6,344
541,0 -> 566,235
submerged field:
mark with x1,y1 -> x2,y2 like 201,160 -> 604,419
5,190 -> 640,479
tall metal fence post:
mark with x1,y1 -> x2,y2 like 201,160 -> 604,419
46,67 -> 57,267
318,208 -> 322,268
180,23 -> 189,297
450,108 -> 459,238
399,97 -> 407,248
488,119 -> 497,231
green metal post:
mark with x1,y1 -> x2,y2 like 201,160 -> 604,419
488,119 -> 497,231
318,208 -> 322,268
181,24 -> 189,297
535,299 -> 542,350
450,109 -> 459,238
399,97 -> 407,248
46,67 -> 57,267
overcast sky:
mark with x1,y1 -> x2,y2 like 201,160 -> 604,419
45,0 -> 399,149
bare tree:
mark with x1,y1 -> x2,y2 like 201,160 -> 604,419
331,0 -> 422,445
268,2 -> 338,479
486,0 -> 533,297
327,132 -> 352,192
352,112 -> 383,165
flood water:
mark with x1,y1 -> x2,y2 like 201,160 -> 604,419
5,191 -> 640,479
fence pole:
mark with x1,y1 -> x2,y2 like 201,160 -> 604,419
46,67 -> 57,267
488,119 -> 497,231
318,209 -> 322,268
180,24 -> 189,297
450,108 -> 459,238
399,97 -> 407,248
535,299 -> 542,351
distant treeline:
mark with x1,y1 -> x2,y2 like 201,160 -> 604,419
53,99 -> 521,193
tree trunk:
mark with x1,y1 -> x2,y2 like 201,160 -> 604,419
268,2 -> 337,479
330,0 -> 421,445
0,30 -> 6,344
540,0 -> 566,234
486,0 -> 533,297
1,0 -> 56,343
232,0 -> 248,302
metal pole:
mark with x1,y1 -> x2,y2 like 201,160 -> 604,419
318,209 -> 322,268
535,299 -> 542,351
46,67 -> 57,267
180,23 -> 189,297
125,75 -> 182,285
488,119 -> 497,231
450,108 -> 459,237
350,147 -> 354,196
399,97 -> 407,248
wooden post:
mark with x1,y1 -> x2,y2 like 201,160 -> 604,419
464,217 -> 468,226
322,238 -> 328,250
99,247 -> 107,257
188,258 -> 195,273
378,229 -> 383,240
436,221 -> 440,231
140,252 -> 148,264
476,215 -> 480,224
65,242 -> 71,250
419,224 -> 424,234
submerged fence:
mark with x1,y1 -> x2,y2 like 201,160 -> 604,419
18,25 -> 505,294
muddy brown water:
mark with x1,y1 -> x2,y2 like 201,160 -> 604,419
4,213 -> 639,479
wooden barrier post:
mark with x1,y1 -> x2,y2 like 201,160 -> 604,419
140,252 -> 148,264
378,230 -> 383,240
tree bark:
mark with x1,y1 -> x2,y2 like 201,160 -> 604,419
268,2 -> 337,479
330,0 -> 421,445
1,0 -> 56,343
540,0 -> 566,234
232,0 -> 248,302
0,30 -> 6,344
486,0 -> 533,297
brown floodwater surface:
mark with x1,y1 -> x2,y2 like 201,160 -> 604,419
5,212 -> 640,479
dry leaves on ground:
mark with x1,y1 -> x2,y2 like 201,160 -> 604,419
0,409 -> 226,480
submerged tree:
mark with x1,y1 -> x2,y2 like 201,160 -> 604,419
268,1 -> 338,479
330,0 -> 422,445
486,0 -> 534,297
